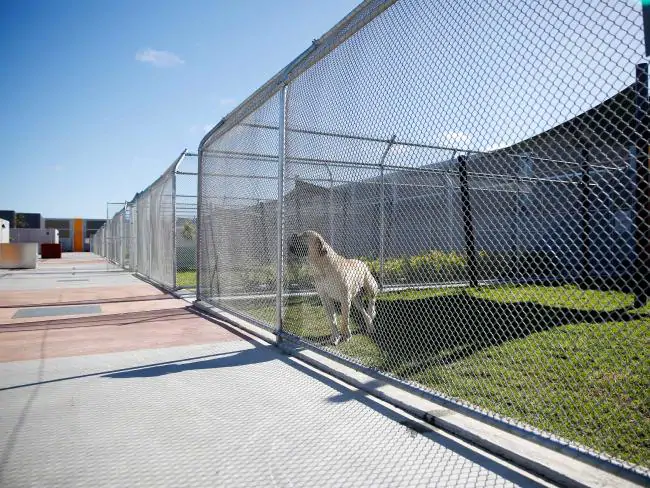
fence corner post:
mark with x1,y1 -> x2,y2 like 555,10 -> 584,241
458,154 -> 478,288
196,148 -> 204,302
634,62 -> 650,308
379,134 -> 396,290
580,144 -> 592,286
276,84 -> 288,342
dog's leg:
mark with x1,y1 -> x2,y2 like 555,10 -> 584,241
339,298 -> 352,342
367,293 -> 377,323
364,270 -> 378,325
352,296 -> 374,334
321,296 -> 341,345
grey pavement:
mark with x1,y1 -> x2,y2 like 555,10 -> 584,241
0,254 -> 557,487
0,340 -> 558,488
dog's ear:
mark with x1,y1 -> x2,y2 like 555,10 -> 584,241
317,236 -> 327,256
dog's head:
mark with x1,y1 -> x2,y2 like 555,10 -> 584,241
288,230 -> 327,258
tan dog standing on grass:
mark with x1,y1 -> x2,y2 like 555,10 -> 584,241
288,230 -> 379,345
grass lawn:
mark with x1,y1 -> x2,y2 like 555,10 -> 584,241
176,271 -> 197,289
228,284 -> 649,467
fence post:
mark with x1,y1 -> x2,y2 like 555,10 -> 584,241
196,149 -> 204,301
276,84 -> 288,339
458,155 -> 478,288
379,135 -> 396,289
326,164 -> 334,247
148,193 -> 153,279
171,150 -> 187,290
104,203 -> 108,261
580,146 -> 592,284
172,168 -> 177,289
634,62 -> 650,307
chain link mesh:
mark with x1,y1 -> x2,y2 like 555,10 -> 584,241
199,0 -> 650,472
94,152 -> 197,292
175,154 -> 199,290
199,94 -> 281,327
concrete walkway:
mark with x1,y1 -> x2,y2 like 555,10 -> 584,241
0,254 -> 556,487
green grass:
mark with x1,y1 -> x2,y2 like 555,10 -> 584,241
176,271 -> 197,289
223,284 -> 649,467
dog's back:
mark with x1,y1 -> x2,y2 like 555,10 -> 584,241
299,230 -> 378,340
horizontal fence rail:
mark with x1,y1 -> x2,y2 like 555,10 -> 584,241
196,0 -> 650,477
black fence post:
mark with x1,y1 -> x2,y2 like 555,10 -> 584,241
634,63 -> 650,308
458,155 -> 478,288
580,145 -> 592,285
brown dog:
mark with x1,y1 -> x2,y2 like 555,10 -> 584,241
289,230 -> 378,345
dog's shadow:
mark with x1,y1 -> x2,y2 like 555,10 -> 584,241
281,295 -> 374,343
280,290 -> 648,375
102,347 -> 279,378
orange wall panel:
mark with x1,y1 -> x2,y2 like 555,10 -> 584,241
73,219 -> 84,252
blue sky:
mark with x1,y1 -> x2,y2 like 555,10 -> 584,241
1,0 -> 645,220
201,0 -> 645,204
0,0 -> 360,218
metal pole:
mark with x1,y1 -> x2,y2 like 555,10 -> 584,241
105,203 -> 109,264
172,170 -> 177,289
447,151 -> 457,253
324,163 -> 334,247
458,155 -> 478,288
643,0 -> 650,57
580,146 -> 592,284
196,148 -> 204,300
123,203 -> 128,269
634,62 -> 650,307
514,165 -> 520,281
171,150 -> 187,289
148,194 -> 153,279
379,135 -> 396,289
276,84 -> 288,339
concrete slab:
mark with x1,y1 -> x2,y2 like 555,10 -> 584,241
0,253 -> 561,487
0,283 -> 165,307
12,304 -> 102,319
0,341 -> 556,488
0,308 -> 241,362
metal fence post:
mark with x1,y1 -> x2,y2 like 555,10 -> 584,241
196,149 -> 204,301
276,84 -> 288,339
172,170 -> 177,289
105,203 -> 109,263
580,146 -> 592,284
458,155 -> 478,288
275,84 -> 289,339
325,164 -> 334,246
379,135 -> 396,289
171,150 -> 187,290
634,62 -> 650,307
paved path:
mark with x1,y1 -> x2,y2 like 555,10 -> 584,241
0,254 -> 555,487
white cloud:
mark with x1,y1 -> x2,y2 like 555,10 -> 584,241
219,98 -> 237,107
483,142 -> 509,152
135,48 -> 184,67
441,131 -> 472,145
189,124 -> 215,135
52,164 -> 63,172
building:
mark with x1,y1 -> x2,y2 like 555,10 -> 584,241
0,211 -> 43,229
0,210 -> 105,252
43,218 -> 106,252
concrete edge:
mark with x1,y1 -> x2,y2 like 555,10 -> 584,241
131,272 -> 197,303
192,300 -> 648,488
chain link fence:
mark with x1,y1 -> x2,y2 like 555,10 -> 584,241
197,0 -> 649,474
92,151 -> 198,292
90,226 -> 104,256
